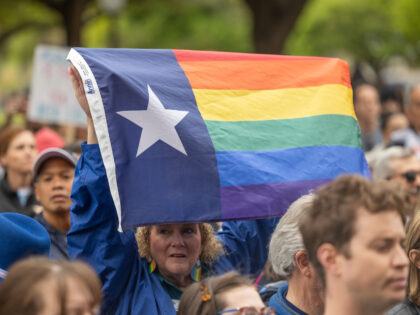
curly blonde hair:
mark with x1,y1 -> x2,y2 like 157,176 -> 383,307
136,223 -> 224,267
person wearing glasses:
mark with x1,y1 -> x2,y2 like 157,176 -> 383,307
178,271 -> 274,315
372,146 -> 420,218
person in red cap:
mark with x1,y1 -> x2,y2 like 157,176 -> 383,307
33,148 -> 77,259
34,127 -> 65,153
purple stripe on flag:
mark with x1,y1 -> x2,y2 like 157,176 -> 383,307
220,179 -> 331,220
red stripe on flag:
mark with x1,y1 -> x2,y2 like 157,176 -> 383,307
173,49 -> 328,62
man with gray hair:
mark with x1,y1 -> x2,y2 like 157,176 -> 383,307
268,194 -> 324,315
372,146 -> 420,215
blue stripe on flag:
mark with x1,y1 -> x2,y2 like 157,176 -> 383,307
216,146 -> 370,187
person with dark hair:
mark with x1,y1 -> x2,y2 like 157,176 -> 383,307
380,86 -> 404,114
0,126 -> 37,216
67,65 -> 278,314
365,112 -> 409,167
0,256 -> 102,314
178,271 -> 274,315
33,148 -> 77,259
380,112 -> 409,146
300,175 -> 410,315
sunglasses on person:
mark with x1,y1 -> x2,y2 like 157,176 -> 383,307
217,306 -> 275,315
387,171 -> 420,183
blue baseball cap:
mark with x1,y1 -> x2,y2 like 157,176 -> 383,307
0,213 -> 50,278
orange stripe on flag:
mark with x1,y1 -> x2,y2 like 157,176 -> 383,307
177,59 -> 351,90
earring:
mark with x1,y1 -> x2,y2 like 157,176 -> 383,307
191,260 -> 202,281
148,257 -> 156,274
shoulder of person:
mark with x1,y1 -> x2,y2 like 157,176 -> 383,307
387,299 -> 420,315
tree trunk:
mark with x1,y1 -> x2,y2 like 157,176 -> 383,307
60,0 -> 87,46
244,0 -> 308,54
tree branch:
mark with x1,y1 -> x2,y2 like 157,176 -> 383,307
0,21 -> 53,45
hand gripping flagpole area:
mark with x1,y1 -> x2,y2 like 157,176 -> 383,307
66,48 -> 124,232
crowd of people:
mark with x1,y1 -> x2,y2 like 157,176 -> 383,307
1,66 -> 420,315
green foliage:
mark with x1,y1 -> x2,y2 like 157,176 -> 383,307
390,0 -> 420,63
0,0 -> 252,93
0,0 -> 61,92
83,0 -> 252,52
4,0 -> 420,94
285,0 -> 420,69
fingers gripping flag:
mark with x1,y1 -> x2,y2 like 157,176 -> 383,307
67,48 -> 370,229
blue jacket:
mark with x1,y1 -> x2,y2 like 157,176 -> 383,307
67,143 -> 279,315
269,282 -> 308,315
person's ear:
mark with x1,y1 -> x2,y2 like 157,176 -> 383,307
295,250 -> 311,277
409,249 -> 420,269
317,243 -> 341,277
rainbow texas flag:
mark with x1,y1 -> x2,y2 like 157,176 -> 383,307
67,48 -> 369,229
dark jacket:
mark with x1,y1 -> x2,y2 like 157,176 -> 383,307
34,212 -> 69,260
387,299 -> 420,315
68,143 -> 279,315
0,174 -> 36,217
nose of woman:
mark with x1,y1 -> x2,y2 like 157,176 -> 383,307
170,231 -> 185,247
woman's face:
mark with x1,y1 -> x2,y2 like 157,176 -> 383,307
149,223 -> 202,285
1,131 -> 36,174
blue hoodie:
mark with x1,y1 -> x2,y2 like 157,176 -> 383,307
68,143 -> 279,315
269,282 -> 308,315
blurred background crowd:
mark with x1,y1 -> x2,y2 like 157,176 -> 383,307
1,1 -> 420,314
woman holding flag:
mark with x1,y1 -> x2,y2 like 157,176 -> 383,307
67,65 -> 278,314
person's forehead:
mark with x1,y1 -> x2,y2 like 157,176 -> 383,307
10,131 -> 35,144
356,85 -> 379,99
222,286 -> 264,309
153,223 -> 198,229
352,208 -> 404,241
390,155 -> 420,172
386,114 -> 408,128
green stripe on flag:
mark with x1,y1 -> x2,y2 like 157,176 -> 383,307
205,115 -> 361,151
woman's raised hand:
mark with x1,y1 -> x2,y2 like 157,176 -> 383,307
68,65 -> 98,144
68,65 -> 91,118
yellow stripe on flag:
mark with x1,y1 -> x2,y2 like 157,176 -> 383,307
193,84 -> 355,121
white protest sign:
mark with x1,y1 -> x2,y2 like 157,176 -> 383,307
28,45 -> 86,126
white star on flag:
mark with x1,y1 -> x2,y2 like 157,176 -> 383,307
117,85 -> 189,157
